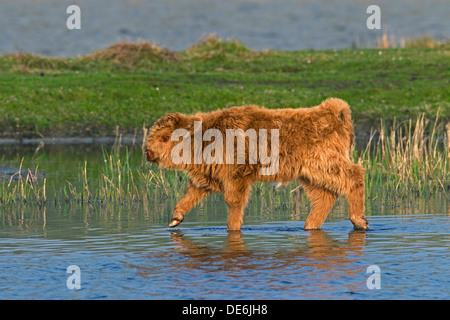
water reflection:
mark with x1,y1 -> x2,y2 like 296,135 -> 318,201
167,229 -> 366,270
0,172 -> 448,299
128,229 -> 369,299
0,201 -> 448,298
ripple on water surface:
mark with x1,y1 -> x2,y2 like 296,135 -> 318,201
0,207 -> 448,299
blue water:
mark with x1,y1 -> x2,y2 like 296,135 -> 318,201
1,0 -> 449,57
1,195 -> 448,300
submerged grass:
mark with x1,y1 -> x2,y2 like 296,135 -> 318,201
0,159 -> 47,206
1,113 -> 448,206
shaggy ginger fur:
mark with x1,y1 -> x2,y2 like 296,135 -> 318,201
145,98 -> 368,231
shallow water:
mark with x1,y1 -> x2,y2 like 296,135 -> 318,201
1,0 -> 449,57
0,200 -> 449,299
0,142 -> 449,299
0,144 -> 450,299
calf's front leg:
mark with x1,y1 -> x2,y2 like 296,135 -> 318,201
169,182 -> 210,227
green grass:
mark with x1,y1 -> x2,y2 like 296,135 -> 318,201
0,37 -> 448,206
0,36 -> 449,139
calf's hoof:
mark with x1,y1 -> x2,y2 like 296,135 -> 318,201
352,217 -> 369,230
169,219 -> 182,228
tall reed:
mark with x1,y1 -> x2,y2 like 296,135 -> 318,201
70,138 -> 188,205
0,159 -> 47,205
1,114 -> 448,206
358,113 -> 449,197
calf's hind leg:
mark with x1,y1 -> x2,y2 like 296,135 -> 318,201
346,164 -> 368,230
300,161 -> 368,230
300,179 -> 338,230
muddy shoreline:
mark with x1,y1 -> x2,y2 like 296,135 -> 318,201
0,136 -> 142,146
0,131 -> 444,147
0,135 -> 373,146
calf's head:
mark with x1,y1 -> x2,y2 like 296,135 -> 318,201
144,113 -> 191,168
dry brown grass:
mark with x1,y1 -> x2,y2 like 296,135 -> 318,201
359,112 -> 450,196
84,41 -> 183,67
377,33 -> 443,49
376,33 -> 399,49
5,53 -> 67,73
404,35 -> 443,49
185,34 -> 260,60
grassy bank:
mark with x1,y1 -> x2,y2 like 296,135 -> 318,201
0,36 -> 449,139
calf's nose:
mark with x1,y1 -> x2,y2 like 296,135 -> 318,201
144,149 -> 154,162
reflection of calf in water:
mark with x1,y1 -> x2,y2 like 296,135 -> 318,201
168,230 -> 366,275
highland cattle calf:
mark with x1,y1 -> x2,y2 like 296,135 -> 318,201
145,98 -> 368,231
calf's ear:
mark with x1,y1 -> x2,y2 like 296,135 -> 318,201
166,113 -> 191,129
